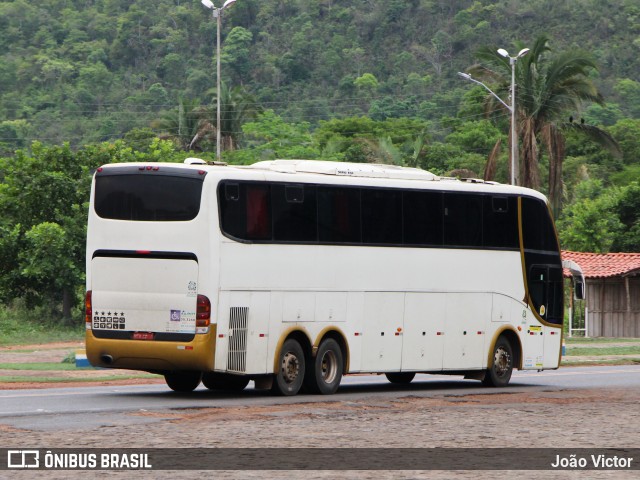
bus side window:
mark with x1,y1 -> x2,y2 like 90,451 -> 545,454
246,184 -> 271,240
318,187 -> 361,243
220,181 -> 246,239
483,196 -> 518,249
272,184 -> 317,242
362,188 -> 402,245
443,193 -> 483,247
403,190 -> 443,246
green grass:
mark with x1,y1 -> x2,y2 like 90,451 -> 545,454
0,374 -> 158,383
561,357 -> 640,366
565,346 -> 640,356
565,337 -> 640,344
0,306 -> 84,346
0,362 -> 88,370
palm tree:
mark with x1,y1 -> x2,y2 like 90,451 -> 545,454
467,35 -> 619,216
205,83 -> 261,152
152,98 -> 214,151
152,85 -> 260,153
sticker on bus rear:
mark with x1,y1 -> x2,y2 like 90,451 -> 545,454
93,311 -> 127,330
165,310 -> 196,333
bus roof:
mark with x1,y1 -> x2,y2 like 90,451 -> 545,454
97,159 -> 549,202
248,159 -> 439,181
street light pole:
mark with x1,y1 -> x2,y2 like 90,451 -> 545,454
458,46 -> 528,186
498,48 -> 529,186
201,0 -> 237,161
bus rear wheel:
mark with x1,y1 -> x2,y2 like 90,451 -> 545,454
164,371 -> 202,392
202,372 -> 250,392
272,338 -> 305,396
385,372 -> 415,384
304,338 -> 343,395
483,336 -> 513,387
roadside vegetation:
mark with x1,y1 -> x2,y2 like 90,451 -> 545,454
0,305 -> 83,346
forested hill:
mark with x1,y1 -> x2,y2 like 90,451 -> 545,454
0,0 -> 638,149
2,0 -> 640,321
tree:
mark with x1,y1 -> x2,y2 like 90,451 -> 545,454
153,98 -> 213,151
614,79 -> 640,119
0,142 -> 100,319
556,180 -> 623,253
607,119 -> 640,165
20,222 -> 78,321
0,139 -> 189,321
611,182 -> 640,252
354,72 -> 379,92
558,180 -> 640,253
224,109 -> 323,164
206,83 -> 261,151
154,84 -> 260,153
221,26 -> 254,82
468,35 -> 619,216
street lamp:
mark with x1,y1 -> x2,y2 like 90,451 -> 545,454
201,0 -> 237,161
458,47 -> 529,185
498,47 -> 529,186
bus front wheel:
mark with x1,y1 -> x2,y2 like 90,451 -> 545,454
164,371 -> 202,392
272,338 -> 305,396
304,338 -> 343,395
202,372 -> 250,392
483,336 -> 513,387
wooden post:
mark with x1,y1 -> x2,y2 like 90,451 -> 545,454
567,279 -> 573,337
625,276 -> 631,338
600,278 -> 606,337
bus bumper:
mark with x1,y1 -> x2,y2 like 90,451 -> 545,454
85,326 -> 216,373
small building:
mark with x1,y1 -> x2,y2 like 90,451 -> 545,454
562,251 -> 640,338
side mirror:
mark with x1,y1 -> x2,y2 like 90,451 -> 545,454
562,259 -> 586,301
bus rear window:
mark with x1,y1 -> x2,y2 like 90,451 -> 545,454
95,172 -> 204,221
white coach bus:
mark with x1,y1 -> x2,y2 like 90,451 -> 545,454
85,159 -> 569,395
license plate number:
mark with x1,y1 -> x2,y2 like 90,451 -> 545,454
133,331 -> 154,340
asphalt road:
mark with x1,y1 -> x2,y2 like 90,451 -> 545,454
1,365 -> 639,431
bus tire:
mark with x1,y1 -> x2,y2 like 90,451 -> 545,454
483,336 -> 513,387
272,338 -> 305,396
164,371 -> 202,392
385,372 -> 415,384
305,338 -> 343,395
202,372 -> 249,392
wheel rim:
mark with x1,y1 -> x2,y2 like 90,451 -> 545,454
320,350 -> 338,384
281,351 -> 300,384
493,346 -> 512,378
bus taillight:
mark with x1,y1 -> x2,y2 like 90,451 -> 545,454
85,291 -> 92,327
196,294 -> 211,327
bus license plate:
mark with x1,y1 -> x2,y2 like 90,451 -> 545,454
133,332 -> 154,340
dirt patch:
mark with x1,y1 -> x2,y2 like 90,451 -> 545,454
0,377 -> 165,390
0,341 -> 84,363
1,341 -> 85,351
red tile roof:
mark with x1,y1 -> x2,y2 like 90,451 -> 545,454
562,251 -> 640,278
